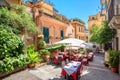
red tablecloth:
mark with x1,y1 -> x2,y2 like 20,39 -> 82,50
53,55 -> 64,64
88,52 -> 94,61
82,58 -> 88,65
61,61 -> 83,80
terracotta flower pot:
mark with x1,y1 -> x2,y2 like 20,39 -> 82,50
27,63 -> 35,68
111,67 -> 117,73
38,35 -> 44,39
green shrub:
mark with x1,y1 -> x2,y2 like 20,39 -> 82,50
39,49 -> 50,55
108,50 -> 120,67
0,28 -> 28,73
0,29 -> 24,60
86,49 -> 93,52
0,6 -> 37,34
26,45 -> 40,64
38,40 -> 46,49
0,54 -> 29,73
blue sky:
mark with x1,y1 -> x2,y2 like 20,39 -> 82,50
24,0 -> 101,29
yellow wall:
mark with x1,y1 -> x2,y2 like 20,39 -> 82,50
71,21 -> 86,42
88,12 -> 105,31
39,1 -> 53,16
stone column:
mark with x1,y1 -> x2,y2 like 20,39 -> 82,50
104,51 -> 109,62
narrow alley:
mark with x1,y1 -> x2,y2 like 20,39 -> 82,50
2,52 -> 120,80
81,53 -> 120,80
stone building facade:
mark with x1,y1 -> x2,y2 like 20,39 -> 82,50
25,1 -> 68,46
88,12 -> 106,31
70,20 -> 86,42
65,24 -> 75,38
101,0 -> 120,74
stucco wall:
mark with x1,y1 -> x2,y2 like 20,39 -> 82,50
88,12 -> 105,31
38,14 -> 68,43
65,24 -> 75,38
71,21 -> 86,42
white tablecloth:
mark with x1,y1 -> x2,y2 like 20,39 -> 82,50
88,52 -> 94,57
63,61 -> 81,75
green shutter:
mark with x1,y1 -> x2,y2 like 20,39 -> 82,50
60,30 -> 64,40
43,27 -> 49,43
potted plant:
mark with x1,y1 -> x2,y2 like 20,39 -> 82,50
64,36 -> 69,39
27,52 -> 40,68
27,45 -> 40,68
39,49 -> 50,62
49,35 -> 53,39
38,34 -> 44,39
108,50 -> 120,72
38,40 -> 46,50
56,36 -> 60,39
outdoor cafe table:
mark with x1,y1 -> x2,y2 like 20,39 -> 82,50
61,61 -> 83,80
53,54 -> 64,64
88,52 -> 94,61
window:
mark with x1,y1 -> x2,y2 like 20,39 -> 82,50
43,27 -> 49,43
92,17 -> 95,20
82,28 -> 84,32
79,27 -> 81,32
60,30 -> 64,40
72,29 -> 74,33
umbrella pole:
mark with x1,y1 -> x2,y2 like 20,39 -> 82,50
69,43 -> 71,61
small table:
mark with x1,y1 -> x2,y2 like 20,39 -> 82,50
88,52 -> 94,61
53,55 -> 64,64
61,61 -> 83,80
82,58 -> 88,65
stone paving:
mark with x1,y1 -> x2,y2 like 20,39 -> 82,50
2,53 -> 120,80
80,53 -> 120,80
28,64 -> 63,80
2,70 -> 41,80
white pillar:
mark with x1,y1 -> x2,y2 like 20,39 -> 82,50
104,51 -> 109,62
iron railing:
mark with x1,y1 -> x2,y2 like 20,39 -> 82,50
108,0 -> 114,22
108,0 -> 120,22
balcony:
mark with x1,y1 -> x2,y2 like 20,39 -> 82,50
108,0 -> 120,29
108,0 -> 114,22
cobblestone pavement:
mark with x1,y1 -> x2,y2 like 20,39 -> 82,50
2,70 -> 41,80
28,64 -> 63,80
80,53 -> 120,80
2,53 -> 120,80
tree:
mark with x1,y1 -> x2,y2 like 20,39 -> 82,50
90,21 -> 116,44
89,25 -> 100,43
98,21 -> 116,44
72,18 -> 85,24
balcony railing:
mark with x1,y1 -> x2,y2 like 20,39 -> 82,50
108,0 -> 114,22
116,5 -> 120,15
108,0 -> 120,22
